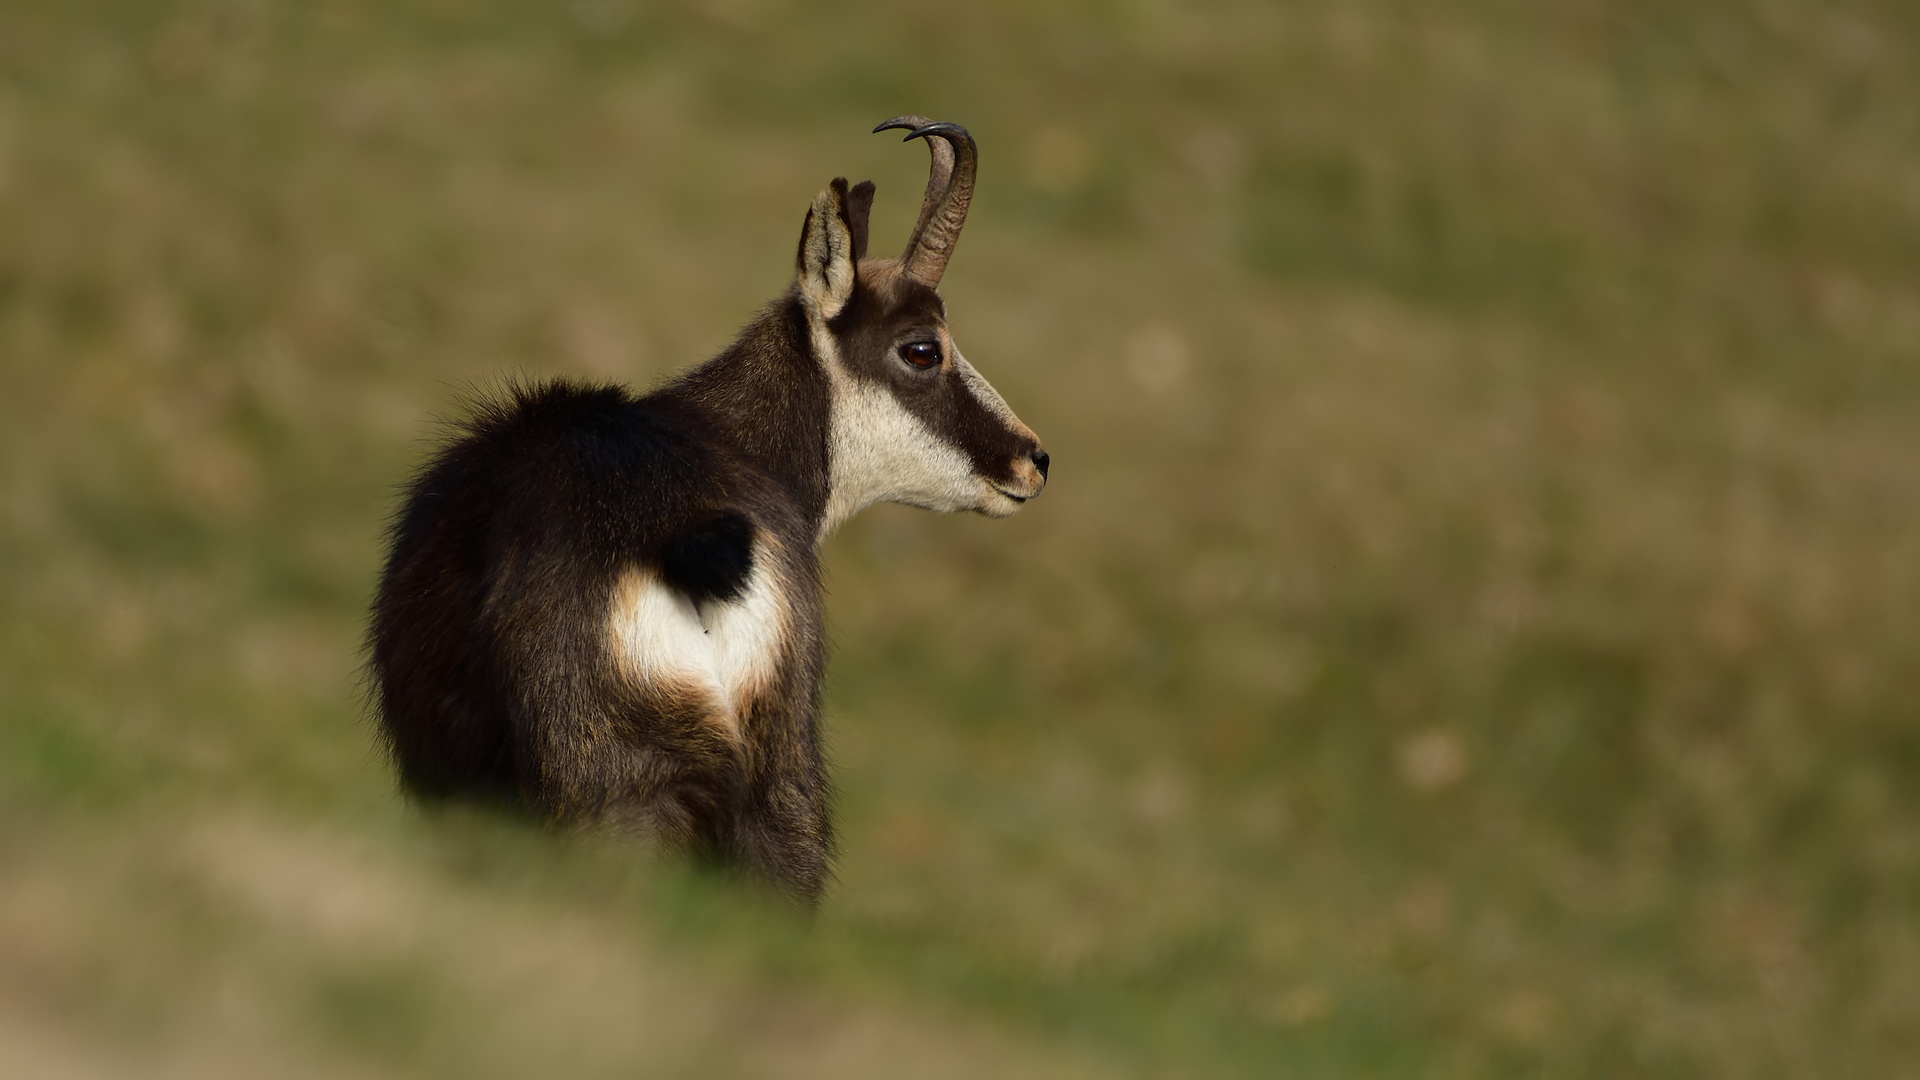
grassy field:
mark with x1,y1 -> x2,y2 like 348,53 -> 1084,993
4,1 -> 1919,1075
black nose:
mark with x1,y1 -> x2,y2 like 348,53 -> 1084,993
1030,449 -> 1049,480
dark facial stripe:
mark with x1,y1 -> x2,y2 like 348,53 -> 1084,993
827,265 -> 1035,482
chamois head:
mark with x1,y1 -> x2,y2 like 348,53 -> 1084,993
797,117 -> 1049,536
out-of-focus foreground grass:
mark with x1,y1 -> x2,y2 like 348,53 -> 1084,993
4,1 -> 1918,1076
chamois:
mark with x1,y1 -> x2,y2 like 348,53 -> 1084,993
368,118 -> 1047,902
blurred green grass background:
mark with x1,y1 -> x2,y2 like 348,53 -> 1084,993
3,0 -> 1918,1075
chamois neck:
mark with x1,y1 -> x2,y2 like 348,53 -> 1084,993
655,296 -> 833,538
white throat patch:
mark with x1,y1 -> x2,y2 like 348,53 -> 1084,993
810,316 -> 988,539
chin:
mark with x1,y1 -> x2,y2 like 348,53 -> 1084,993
975,493 -> 1029,518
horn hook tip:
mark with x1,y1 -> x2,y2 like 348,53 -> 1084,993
903,122 -> 970,144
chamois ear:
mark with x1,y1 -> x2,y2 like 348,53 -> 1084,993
846,180 -> 876,261
796,177 -> 856,320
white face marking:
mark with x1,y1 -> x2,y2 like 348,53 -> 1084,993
810,317 -> 1005,539
607,554 -> 786,739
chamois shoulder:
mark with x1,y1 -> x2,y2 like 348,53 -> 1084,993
453,379 -> 672,459
397,379 -> 758,591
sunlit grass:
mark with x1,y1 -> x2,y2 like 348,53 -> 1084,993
3,1 -> 1918,1076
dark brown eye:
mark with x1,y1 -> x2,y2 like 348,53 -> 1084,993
899,341 -> 941,368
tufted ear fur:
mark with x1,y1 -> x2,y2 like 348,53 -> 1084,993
796,177 -> 857,320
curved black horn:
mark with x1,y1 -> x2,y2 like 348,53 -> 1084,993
873,116 -> 977,287
873,115 -> 949,261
